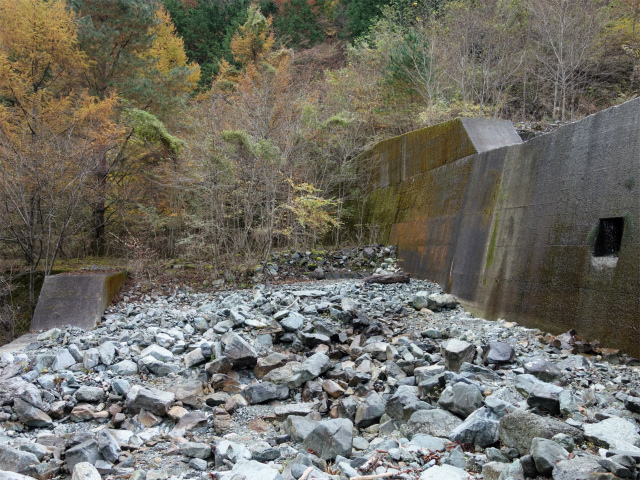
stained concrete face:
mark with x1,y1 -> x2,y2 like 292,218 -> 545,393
365,101 -> 640,357
30,272 -> 127,332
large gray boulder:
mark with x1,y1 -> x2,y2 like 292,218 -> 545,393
96,429 -> 120,463
551,455 -> 606,480
530,437 -> 569,476
65,440 -> 101,473
483,342 -> 515,365
0,445 -> 39,475
441,340 -> 475,373
437,382 -> 483,418
75,386 -> 105,403
126,385 -> 175,416
449,407 -> 500,447
13,398 -> 52,428
0,379 -> 46,410
405,409 -> 463,439
219,460 -> 284,480
221,332 -> 258,369
241,382 -> 288,404
287,353 -> 330,389
354,392 -> 385,428
498,410 -> 584,455
71,462 -> 101,480
583,417 -> 640,451
282,416 -> 319,443
302,418 -> 353,460
419,464 -> 468,480
522,356 -> 561,382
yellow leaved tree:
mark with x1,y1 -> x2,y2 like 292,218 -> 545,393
0,0 -> 122,305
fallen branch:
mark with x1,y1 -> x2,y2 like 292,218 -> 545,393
350,473 -> 395,480
299,466 -> 314,480
363,273 -> 410,285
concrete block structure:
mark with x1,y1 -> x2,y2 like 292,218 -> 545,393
364,101 -> 639,357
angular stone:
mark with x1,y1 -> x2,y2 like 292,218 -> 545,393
287,353 -> 330,389
141,356 -> 180,376
205,356 -> 232,375
254,353 -> 288,378
322,379 -> 345,398
274,403 -> 316,419
552,456 -> 607,480
75,386 -> 105,403
437,382 -> 483,418
66,440 -> 101,472
0,445 -> 40,474
13,398 -> 52,428
53,349 -> 77,371
97,429 -> 120,463
242,382 -> 288,404
126,385 -> 175,416
522,356 -> 562,382
140,345 -> 174,363
410,291 -> 430,310
280,312 -> 304,332
221,332 -> 258,369
83,349 -> 100,370
355,392 -> 385,428
419,464 -> 468,479
405,409 -> 463,438
184,348 -> 206,368
583,417 -> 640,451
283,416 -> 319,443
298,331 -> 330,347
98,342 -> 117,366
559,390 -> 579,417
182,442 -> 212,459
483,342 -> 515,365
172,411 -> 208,436
109,360 -> 137,375
530,437 -> 568,476
302,418 -> 353,460
449,407 -> 500,447
72,462 -> 101,480
70,404 -> 95,422
498,410 -> 584,455
386,386 -> 421,421
427,293 -> 459,311
441,340 -> 475,373
219,460 -> 284,480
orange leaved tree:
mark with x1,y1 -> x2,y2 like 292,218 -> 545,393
0,0 -> 122,306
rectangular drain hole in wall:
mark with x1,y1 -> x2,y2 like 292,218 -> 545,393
593,217 -> 624,257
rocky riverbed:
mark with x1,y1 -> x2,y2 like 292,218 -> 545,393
0,246 -> 639,480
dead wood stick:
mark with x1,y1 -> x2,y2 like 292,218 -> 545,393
363,273 -> 410,284
299,466 -> 314,480
350,473 -> 395,480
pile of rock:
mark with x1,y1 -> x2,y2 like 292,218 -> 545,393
0,254 -> 639,480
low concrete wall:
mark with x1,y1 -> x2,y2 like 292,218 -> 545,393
30,271 -> 127,332
365,100 -> 639,357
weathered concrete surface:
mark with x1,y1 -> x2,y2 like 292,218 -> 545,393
365,101 -> 640,357
30,272 -> 127,332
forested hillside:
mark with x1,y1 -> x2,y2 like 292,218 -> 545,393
0,0 -> 637,324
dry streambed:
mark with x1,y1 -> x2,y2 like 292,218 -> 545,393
0,249 -> 639,480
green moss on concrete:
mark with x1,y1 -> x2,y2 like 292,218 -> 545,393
365,187 -> 401,242
104,272 -> 127,306
486,214 -> 500,269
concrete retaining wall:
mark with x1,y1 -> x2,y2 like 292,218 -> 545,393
30,271 -> 127,332
364,100 -> 640,357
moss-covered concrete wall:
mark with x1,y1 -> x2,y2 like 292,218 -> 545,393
365,101 -> 640,357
